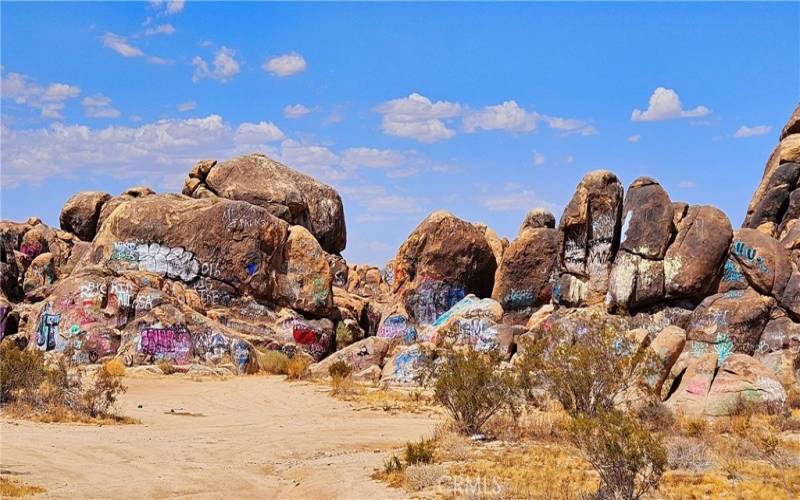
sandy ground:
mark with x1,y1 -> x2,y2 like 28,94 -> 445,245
0,375 -> 439,499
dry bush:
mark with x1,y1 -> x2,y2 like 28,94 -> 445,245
635,400 -> 677,433
286,355 -> 310,380
330,374 -> 362,397
567,409 -> 667,500
518,311 -> 658,418
404,464 -> 446,491
664,436 -> 711,470
0,341 -> 46,402
787,385 -> 800,409
258,350 -> 289,375
679,415 -> 708,438
424,347 -> 519,434
434,425 -> 470,461
104,358 -> 126,377
328,359 -> 352,379
405,437 -> 436,465
0,477 -> 45,497
157,359 -> 177,375
83,363 -> 127,417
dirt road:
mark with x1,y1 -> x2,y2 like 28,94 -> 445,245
1,375 -> 439,499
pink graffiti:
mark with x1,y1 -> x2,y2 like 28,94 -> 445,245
138,326 -> 193,364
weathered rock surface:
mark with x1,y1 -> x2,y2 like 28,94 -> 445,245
421,295 -> 506,352
519,208 -> 556,233
619,177 -> 674,259
558,170 -> 623,303
97,186 -> 155,229
492,228 -> 561,318
59,191 -> 111,242
308,337 -> 390,378
664,206 -> 732,299
183,154 -> 346,254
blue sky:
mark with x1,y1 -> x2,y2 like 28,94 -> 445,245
1,1 -> 798,265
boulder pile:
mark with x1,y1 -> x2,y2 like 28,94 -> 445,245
2,105 -> 799,417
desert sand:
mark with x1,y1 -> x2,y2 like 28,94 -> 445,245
1,375 -> 439,499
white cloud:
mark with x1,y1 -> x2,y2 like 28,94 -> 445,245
734,125 -> 771,138
192,47 -> 240,83
341,147 -> 406,169
263,53 -> 307,77
146,56 -> 171,65
631,87 -> 710,122
177,100 -> 196,112
463,101 -> 538,133
166,0 -> 184,14
1,115 -> 296,188
533,151 -> 545,166
564,155 -> 574,164
283,104 -> 312,119
1,71 -> 80,119
375,93 -> 462,143
479,184 -> 557,212
81,93 -> 121,118
144,23 -> 175,36
234,121 -> 285,145
277,139 -> 344,180
542,115 -> 597,136
628,134 -> 641,143
340,184 -> 423,222
678,180 -> 697,189
102,33 -> 144,57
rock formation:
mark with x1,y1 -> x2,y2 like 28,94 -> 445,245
2,103 -> 798,418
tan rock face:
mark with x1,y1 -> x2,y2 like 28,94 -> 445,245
81,195 -> 290,308
559,170 -> 623,302
184,154 -> 346,254
664,205 -> 732,299
492,228 -> 561,316
59,191 -> 112,241
421,295 -> 506,352
97,186 -> 155,229
275,225 -> 334,317
308,337 -> 390,377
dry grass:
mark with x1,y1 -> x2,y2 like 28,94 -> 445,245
157,359 -> 177,375
285,355 -> 311,380
257,350 -> 289,375
0,477 -> 45,497
330,374 -> 364,397
103,358 -> 126,377
3,400 -> 139,425
404,463 -> 446,491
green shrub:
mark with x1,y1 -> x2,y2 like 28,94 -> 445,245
568,410 -> 667,500
383,454 -> 403,474
404,437 -> 436,465
335,322 -> 353,348
518,311 -> 657,417
328,360 -> 352,379
425,347 -> 519,434
0,341 -> 46,403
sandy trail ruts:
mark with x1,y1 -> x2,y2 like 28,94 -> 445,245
1,375 -> 439,499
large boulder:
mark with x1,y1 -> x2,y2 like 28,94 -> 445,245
183,154 -> 346,254
559,170 -> 623,303
686,288 -> 774,356
727,229 -> 793,299
492,227 -> 561,317
664,206 -> 732,299
78,195 -> 291,308
274,225 -> 334,317
519,208 -> 556,234
308,337 -> 390,378
619,177 -> 674,259
421,295 -> 508,353
59,191 -> 112,241
97,186 -> 155,229
391,211 -> 497,325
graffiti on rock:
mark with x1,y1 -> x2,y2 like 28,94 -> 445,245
713,332 -> 734,364
194,330 -> 229,362
732,241 -> 769,274
231,339 -> 250,373
69,328 -> 120,364
36,303 -> 61,351
393,346 -> 423,384
110,242 -> 137,262
110,241 -> 208,282
502,289 -> 534,311
137,325 -> 193,364
292,320 -> 331,360
382,265 -> 395,286
453,318 -> 498,352
377,315 -> 417,343
408,278 -> 465,326
20,242 -> 42,261
722,259 -> 746,284
312,277 -> 329,306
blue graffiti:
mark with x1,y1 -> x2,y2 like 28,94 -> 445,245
714,332 -> 734,364
722,259 -> 745,283
394,347 -> 423,383
36,303 -> 60,351
246,262 -> 257,276
503,289 -> 534,310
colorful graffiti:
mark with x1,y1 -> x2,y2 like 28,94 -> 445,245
312,277 -> 329,306
231,339 -> 250,373
292,320 -> 331,360
69,328 -> 121,364
194,330 -> 229,362
732,241 -> 769,273
722,259 -> 745,284
713,332 -> 734,364
377,315 -> 417,343
36,303 -> 61,351
393,346 -> 423,384
408,278 -> 465,326
453,318 -> 498,352
502,289 -> 534,311
137,325 -> 193,363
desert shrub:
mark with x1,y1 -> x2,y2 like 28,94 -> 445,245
680,416 -> 708,438
328,360 -> 352,379
404,464 -> 446,491
383,454 -> 403,474
157,359 -> 177,375
425,347 -> 519,434
519,311 -> 657,418
335,321 -> 353,348
434,426 -> 470,461
0,477 -> 45,497
82,363 -> 127,417
104,358 -> 126,377
567,410 -> 667,500
769,413 -> 800,432
787,385 -> 800,409
405,437 -> 436,465
330,374 -> 362,397
259,350 -> 289,375
664,436 -> 711,470
635,400 -> 676,433
0,341 -> 46,403
286,354 -> 310,380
